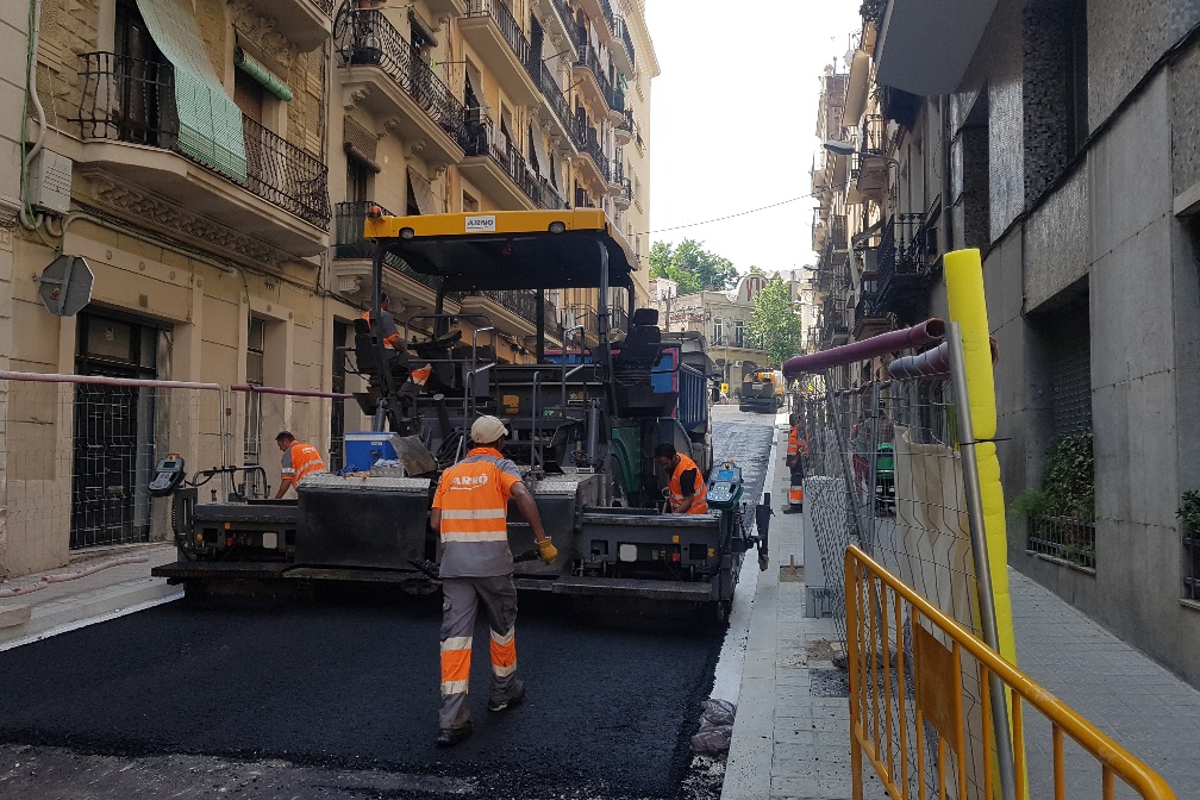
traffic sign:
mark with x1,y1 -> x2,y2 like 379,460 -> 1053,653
38,255 -> 93,316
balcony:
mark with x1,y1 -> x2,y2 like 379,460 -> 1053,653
462,0 -> 540,106
615,109 -> 634,146
572,37 -> 617,119
609,15 -> 636,76
333,200 -> 445,305
564,304 -> 600,344
578,0 -> 614,44
460,115 -> 540,209
869,214 -> 936,323
576,128 -> 611,185
459,289 -> 543,337
71,52 -> 329,256
529,60 -> 583,154
242,0 -> 332,52
613,177 -> 631,210
538,177 -> 569,209
855,114 -> 893,198
336,11 -> 469,167
539,0 -> 576,49
607,158 -> 624,195
853,288 -> 892,340
872,0 -> 998,95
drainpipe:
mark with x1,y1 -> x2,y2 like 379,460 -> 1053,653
940,94 -> 953,255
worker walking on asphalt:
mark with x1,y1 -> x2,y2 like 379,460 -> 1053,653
274,431 -> 325,498
654,442 -> 709,514
430,415 -> 558,748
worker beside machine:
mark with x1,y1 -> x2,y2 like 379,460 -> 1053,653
274,431 -> 325,498
430,415 -> 558,748
655,442 -> 709,515
783,414 -> 807,514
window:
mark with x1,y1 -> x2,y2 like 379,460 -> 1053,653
713,318 -> 723,344
734,320 -> 745,347
347,158 -> 369,204
113,0 -> 169,146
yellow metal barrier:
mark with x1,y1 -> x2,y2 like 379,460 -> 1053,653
845,545 -> 1176,800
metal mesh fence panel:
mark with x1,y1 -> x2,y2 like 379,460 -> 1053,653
0,373 -> 224,559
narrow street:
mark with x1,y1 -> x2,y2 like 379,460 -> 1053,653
0,408 -> 777,800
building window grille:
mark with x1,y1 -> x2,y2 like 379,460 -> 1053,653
243,317 -> 266,495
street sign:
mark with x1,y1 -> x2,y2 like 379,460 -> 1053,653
38,255 -> 93,316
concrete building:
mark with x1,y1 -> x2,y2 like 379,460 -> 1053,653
654,271 -> 808,384
0,0 -> 656,579
815,0 -> 1200,685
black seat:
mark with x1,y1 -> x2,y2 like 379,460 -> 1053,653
353,318 -> 382,377
612,308 -> 674,415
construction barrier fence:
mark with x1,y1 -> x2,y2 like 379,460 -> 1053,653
846,544 -> 1176,800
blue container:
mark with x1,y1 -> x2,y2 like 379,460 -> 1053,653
344,431 -> 398,471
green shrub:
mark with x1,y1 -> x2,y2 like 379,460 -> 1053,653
1178,490 -> 1200,536
1010,433 -> 1094,521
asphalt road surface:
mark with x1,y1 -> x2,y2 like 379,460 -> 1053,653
0,409 -> 776,800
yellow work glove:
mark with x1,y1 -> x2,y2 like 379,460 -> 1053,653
537,537 -> 558,565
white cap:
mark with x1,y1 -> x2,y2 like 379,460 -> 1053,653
471,415 -> 509,445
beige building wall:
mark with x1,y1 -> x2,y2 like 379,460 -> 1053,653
0,0 -> 658,578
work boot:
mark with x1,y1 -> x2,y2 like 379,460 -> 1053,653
435,721 -> 473,748
488,679 -> 526,712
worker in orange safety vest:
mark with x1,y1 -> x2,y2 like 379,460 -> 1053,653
273,431 -> 325,498
784,414 -> 807,514
363,293 -> 434,386
430,415 -> 557,748
654,442 -> 709,514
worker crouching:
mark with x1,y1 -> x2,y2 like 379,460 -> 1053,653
654,443 -> 709,514
430,415 -> 557,748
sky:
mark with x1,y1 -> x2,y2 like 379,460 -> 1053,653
642,1 -> 864,276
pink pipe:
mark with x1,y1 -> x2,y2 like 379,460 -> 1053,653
782,319 -> 947,376
0,371 -> 221,392
230,384 -> 354,400
0,555 -> 150,597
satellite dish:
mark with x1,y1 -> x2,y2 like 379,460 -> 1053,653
38,255 -> 93,316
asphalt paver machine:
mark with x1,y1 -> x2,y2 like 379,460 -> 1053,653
154,210 -> 768,617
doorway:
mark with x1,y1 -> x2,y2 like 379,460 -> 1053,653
71,311 -> 161,549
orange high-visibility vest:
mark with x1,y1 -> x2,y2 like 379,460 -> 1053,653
432,447 -> 522,577
787,427 -> 799,457
283,442 -> 325,484
362,310 -> 403,348
668,453 -> 709,514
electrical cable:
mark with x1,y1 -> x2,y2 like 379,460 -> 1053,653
636,192 -> 814,237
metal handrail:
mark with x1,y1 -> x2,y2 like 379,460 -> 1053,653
845,545 -> 1178,800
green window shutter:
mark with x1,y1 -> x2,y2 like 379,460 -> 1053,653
235,49 -> 294,102
135,0 -> 248,182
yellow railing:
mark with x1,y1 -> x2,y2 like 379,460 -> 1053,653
845,545 -> 1176,800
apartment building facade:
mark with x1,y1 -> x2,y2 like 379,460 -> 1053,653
813,0 -> 1200,684
0,0 -> 656,578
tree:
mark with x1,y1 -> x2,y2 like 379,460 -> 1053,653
648,241 -> 701,295
648,239 -> 738,292
749,278 -> 803,368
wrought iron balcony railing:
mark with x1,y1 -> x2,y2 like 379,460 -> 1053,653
481,289 -> 539,324
861,113 -> 887,154
538,177 -> 569,210
580,130 -> 611,182
73,52 -> 330,229
565,304 -> 599,338
463,117 -> 544,206
530,60 -> 584,150
334,200 -> 388,259
312,0 -> 333,16
335,201 -> 445,290
467,0 -> 533,70
611,14 -> 636,69
337,11 -> 470,151
573,36 -> 616,109
548,0 -> 574,33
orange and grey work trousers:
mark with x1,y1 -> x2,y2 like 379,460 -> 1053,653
439,575 -> 519,731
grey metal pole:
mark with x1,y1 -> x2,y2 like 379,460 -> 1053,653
946,321 -> 1017,800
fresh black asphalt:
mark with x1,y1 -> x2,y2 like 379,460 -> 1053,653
0,413 -> 775,799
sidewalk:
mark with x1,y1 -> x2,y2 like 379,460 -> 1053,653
722,423 -> 884,800
0,542 -> 180,651
723,424 -> 1200,800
